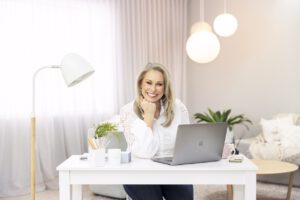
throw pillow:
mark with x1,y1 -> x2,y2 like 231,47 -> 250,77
274,113 -> 300,125
278,125 -> 300,149
277,125 -> 300,163
260,117 -> 294,144
249,138 -> 281,160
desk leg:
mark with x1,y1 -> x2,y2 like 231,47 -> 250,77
59,171 -> 71,200
244,174 -> 256,200
72,185 -> 82,200
227,185 -> 233,200
233,185 -> 244,200
232,176 -> 256,200
286,172 -> 295,200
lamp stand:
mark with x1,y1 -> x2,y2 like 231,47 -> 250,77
31,117 -> 36,200
31,66 -> 58,200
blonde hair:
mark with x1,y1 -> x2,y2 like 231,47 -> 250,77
133,63 -> 175,127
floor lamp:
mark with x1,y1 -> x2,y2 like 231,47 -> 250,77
31,53 -> 95,200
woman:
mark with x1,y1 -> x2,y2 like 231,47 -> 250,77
120,63 -> 193,200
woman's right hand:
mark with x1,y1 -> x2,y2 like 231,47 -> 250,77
140,97 -> 156,128
140,97 -> 156,117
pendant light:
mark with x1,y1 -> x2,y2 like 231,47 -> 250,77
213,0 -> 238,37
186,0 -> 220,64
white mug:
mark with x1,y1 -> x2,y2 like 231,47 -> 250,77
108,148 -> 121,165
89,148 -> 105,166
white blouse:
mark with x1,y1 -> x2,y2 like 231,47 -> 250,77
120,99 -> 190,158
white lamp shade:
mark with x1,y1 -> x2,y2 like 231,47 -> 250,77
190,21 -> 212,34
60,53 -> 95,87
186,31 -> 220,64
213,13 -> 238,37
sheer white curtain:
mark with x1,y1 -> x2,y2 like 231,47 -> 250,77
0,0 -> 188,197
115,0 -> 188,104
0,0 -> 121,196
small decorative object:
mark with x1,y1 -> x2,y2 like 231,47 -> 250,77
194,108 -> 252,154
121,151 -> 131,163
228,155 -> 244,163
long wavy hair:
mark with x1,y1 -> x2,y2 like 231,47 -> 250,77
133,63 -> 175,127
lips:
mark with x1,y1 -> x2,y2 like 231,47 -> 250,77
147,92 -> 157,97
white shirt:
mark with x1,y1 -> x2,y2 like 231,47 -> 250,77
120,99 -> 190,158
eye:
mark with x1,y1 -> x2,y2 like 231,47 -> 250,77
146,81 -> 152,85
157,83 -> 163,86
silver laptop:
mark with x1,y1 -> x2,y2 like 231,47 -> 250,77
151,123 -> 227,165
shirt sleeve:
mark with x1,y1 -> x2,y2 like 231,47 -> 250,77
120,106 -> 160,158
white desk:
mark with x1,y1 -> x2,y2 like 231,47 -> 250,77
56,155 -> 257,200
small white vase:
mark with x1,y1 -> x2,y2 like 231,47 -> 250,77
222,143 -> 235,158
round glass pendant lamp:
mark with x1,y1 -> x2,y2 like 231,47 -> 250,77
186,22 -> 220,64
190,21 -> 212,33
213,13 -> 238,37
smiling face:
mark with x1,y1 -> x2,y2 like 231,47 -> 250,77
140,69 -> 165,103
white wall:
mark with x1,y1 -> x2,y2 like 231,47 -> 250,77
187,0 -> 300,138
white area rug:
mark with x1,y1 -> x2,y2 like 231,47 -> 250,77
194,182 -> 300,200
89,182 -> 300,200
1,182 -> 300,200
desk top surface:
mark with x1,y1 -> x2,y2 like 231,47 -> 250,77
57,155 -> 257,172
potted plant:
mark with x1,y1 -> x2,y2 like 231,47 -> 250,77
95,122 -> 118,138
194,108 -> 252,132
86,122 -> 119,166
194,108 -> 252,154
91,122 -> 119,149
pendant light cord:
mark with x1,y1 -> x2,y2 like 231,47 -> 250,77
200,0 -> 204,21
224,0 -> 227,14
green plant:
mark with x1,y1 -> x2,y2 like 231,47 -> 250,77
94,122 -> 118,138
194,108 -> 252,131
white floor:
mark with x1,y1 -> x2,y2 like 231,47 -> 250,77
1,183 -> 300,200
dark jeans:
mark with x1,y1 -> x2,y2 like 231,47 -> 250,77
123,185 -> 193,200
